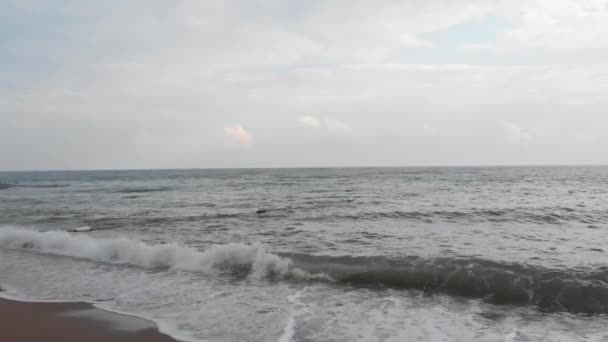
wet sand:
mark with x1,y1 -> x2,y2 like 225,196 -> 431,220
0,297 -> 178,342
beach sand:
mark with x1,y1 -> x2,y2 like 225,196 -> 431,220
0,297 -> 178,342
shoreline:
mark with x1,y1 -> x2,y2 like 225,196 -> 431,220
0,296 -> 180,342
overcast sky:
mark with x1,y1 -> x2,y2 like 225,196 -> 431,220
2,0 -> 608,170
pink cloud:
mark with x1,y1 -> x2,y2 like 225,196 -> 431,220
224,125 -> 253,146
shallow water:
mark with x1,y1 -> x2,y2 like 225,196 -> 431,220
1,167 -> 608,341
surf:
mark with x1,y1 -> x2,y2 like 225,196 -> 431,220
2,226 -> 608,315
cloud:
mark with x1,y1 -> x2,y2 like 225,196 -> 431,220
298,115 -> 322,128
323,118 -> 352,133
500,120 -> 533,144
2,0 -> 608,169
298,116 -> 352,133
500,0 -> 608,51
224,125 -> 254,147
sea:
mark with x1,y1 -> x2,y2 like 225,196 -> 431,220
1,166 -> 608,342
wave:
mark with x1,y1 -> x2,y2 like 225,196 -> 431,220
286,253 -> 608,315
0,227 -> 292,280
85,210 -> 295,229
116,187 -> 174,194
0,182 -> 68,189
300,208 -> 607,225
2,227 -> 608,315
85,214 -> 256,229
19,184 -> 69,188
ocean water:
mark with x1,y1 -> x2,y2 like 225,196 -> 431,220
1,167 -> 608,341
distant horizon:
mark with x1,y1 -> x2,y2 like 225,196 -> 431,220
2,163 -> 608,173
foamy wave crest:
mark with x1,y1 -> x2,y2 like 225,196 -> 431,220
0,227 -> 292,279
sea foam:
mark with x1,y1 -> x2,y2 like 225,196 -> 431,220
0,226 -> 291,279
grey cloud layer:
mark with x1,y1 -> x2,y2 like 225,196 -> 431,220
1,0 -> 608,169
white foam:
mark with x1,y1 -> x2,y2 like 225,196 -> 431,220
504,330 -> 522,342
278,290 -> 305,342
92,303 -> 203,342
278,311 -> 297,342
289,268 -> 333,281
0,226 -> 291,279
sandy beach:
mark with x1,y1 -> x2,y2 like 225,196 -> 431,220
0,297 -> 178,342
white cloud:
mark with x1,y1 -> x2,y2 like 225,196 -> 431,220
2,0 -> 608,168
224,125 -> 254,147
298,115 -> 352,133
500,0 -> 608,51
323,118 -> 352,133
500,120 -> 533,144
298,115 -> 322,128
420,123 -> 437,136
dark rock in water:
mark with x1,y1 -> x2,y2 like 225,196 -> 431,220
68,226 -> 93,233
21,242 -> 34,249
256,209 -> 268,214
0,183 -> 12,190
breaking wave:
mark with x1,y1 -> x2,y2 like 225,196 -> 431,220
2,227 -> 608,314
287,253 -> 608,315
0,227 -> 292,280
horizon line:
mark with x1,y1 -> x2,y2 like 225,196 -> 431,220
1,163 -> 607,173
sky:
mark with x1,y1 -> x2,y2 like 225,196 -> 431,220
2,0 -> 608,170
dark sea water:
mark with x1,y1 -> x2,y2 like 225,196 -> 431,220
1,167 -> 608,341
